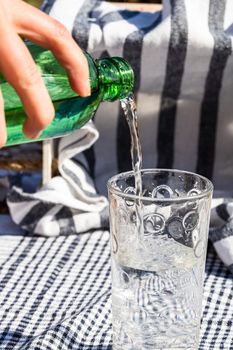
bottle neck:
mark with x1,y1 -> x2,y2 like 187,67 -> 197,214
96,57 -> 134,101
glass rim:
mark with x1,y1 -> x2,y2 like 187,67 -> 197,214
107,168 -> 213,203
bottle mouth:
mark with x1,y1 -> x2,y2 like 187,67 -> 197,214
97,57 -> 134,101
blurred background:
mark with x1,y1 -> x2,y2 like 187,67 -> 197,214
27,0 -> 161,6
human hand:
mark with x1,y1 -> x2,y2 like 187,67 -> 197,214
0,0 -> 90,146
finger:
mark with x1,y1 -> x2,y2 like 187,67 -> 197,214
0,89 -> 7,147
12,1 -> 90,97
0,27 -> 54,139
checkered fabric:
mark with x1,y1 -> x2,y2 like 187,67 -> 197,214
209,199 -> 233,273
0,230 -> 111,350
7,122 -> 109,237
0,228 -> 232,349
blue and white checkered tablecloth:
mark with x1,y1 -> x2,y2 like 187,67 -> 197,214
0,226 -> 232,350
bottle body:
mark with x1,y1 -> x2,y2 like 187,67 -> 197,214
1,43 -> 134,146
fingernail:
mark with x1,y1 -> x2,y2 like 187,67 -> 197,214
29,131 -> 42,140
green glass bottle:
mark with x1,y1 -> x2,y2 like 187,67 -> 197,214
0,42 -> 134,146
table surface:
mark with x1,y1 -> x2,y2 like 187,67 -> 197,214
0,221 -> 232,349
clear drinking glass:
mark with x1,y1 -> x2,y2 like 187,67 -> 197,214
108,169 -> 213,350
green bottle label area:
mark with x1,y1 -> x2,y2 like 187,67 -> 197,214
0,42 -> 134,147
6,92 -> 103,146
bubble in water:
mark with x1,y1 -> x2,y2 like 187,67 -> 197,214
151,185 -> 173,199
144,213 -> 165,235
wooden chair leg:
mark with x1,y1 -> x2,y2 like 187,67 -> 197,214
42,139 -> 54,185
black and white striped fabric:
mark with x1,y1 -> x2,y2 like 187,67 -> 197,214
209,198 -> 233,274
0,225 -> 232,349
7,122 -> 109,236
7,1 -> 233,269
